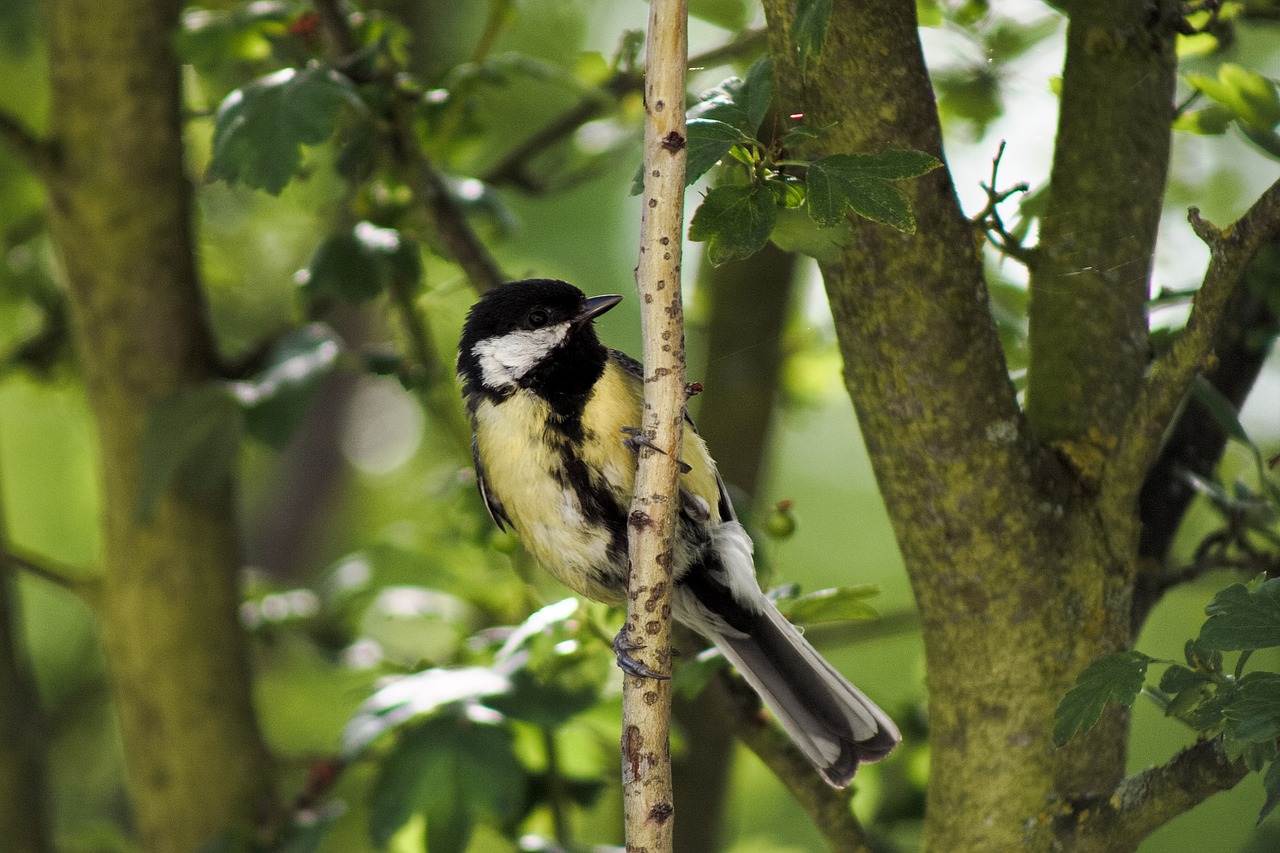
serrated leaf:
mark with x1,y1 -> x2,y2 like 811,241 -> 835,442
785,585 -> 880,624
791,0 -> 832,67
1224,672 -> 1280,743
1261,759 -> 1280,824
689,183 -> 777,265
209,66 -> 366,195
1200,578 -> 1280,651
137,384 -> 245,521
806,152 -> 940,232
1053,651 -> 1150,747
685,118 -> 752,185
236,323 -> 342,449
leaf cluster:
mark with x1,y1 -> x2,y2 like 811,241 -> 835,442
671,57 -> 941,266
1177,61 -> 1280,161
1055,575 -> 1280,824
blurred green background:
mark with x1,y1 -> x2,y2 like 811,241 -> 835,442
2,0 -> 1279,851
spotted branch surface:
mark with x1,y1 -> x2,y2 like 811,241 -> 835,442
621,1 -> 688,851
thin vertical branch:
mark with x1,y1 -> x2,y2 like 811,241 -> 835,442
621,1 -> 688,851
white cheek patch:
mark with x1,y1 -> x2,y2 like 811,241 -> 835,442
471,323 -> 571,388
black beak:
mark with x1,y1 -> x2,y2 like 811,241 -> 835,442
577,294 -> 623,325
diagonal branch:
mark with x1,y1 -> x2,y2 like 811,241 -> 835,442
1060,738 -> 1249,851
310,0 -> 506,293
1104,177 -> 1280,514
480,28 -> 766,191
0,109 -> 57,181
720,674 -> 876,852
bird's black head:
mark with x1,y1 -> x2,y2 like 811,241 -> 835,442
457,279 -> 622,408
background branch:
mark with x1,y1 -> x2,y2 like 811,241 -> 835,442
310,0 -> 507,293
721,674 -> 875,852
0,109 -> 56,180
1060,739 -> 1250,852
1106,178 -> 1280,512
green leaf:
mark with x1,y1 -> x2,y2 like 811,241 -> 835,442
301,223 -> 421,304
209,66 -> 366,195
1159,663 -> 1209,693
342,667 -> 510,757
1173,104 -> 1235,136
684,118 -> 751,185
806,151 -> 941,232
672,646 -> 728,699
687,57 -> 773,137
237,324 -> 342,449
1186,64 -> 1280,131
1241,124 -> 1280,161
1223,672 -> 1280,743
740,56 -> 775,133
368,712 -> 526,852
785,585 -> 880,624
137,384 -> 245,521
791,0 -> 832,67
1261,759 -> 1280,824
1053,651 -> 1150,747
1190,374 -> 1254,445
1199,577 -> 1280,651
689,183 -> 777,265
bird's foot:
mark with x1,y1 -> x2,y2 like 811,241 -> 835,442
620,427 -> 691,473
612,628 -> 670,680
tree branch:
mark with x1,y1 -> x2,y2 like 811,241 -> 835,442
0,109 -> 57,181
480,28 -> 766,191
0,475 -> 55,853
621,3 -> 689,850
1105,178 -> 1280,514
721,674 -> 876,852
1132,244 -> 1279,631
1059,739 -> 1250,851
310,0 -> 507,293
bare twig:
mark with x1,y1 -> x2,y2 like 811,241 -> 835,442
621,3 -> 690,850
969,141 -> 1037,265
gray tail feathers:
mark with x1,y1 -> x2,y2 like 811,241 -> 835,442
703,598 -> 900,788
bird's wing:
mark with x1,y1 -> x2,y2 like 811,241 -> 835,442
608,348 -> 737,524
472,435 -> 513,532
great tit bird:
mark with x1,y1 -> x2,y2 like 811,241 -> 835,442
457,278 -> 899,787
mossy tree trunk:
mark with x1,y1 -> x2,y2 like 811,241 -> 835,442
761,0 -> 1189,850
41,0 -> 276,848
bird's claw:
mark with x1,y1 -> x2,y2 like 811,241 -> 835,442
612,629 -> 670,680
620,427 -> 692,473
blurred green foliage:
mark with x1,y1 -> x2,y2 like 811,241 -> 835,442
1,1 -> 1279,851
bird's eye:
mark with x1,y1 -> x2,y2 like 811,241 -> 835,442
527,309 -> 549,329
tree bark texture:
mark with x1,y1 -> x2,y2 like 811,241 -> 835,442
761,1 -> 1185,849
42,0 -> 276,849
